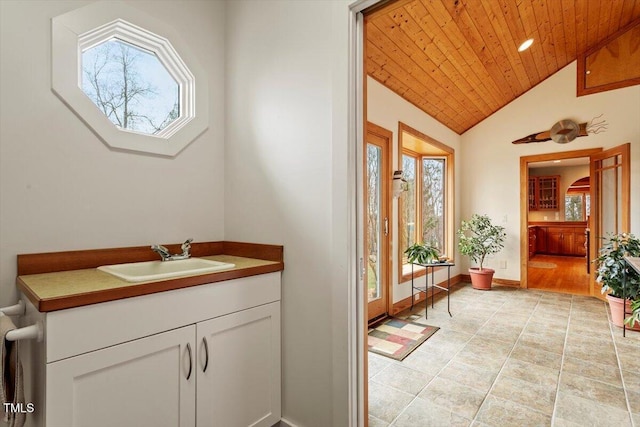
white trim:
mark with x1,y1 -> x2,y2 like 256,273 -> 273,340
347,1 -> 384,426
347,8 -> 360,427
77,19 -> 194,139
347,1 -> 383,426
279,418 -> 300,427
51,1 -> 208,157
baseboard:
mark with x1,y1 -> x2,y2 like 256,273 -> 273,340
278,418 -> 299,427
492,278 -> 521,287
460,274 -> 520,287
391,274 -> 463,315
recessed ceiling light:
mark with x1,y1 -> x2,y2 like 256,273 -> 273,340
518,38 -> 534,52
553,160 -> 561,163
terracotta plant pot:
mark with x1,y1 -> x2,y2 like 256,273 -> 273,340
606,295 -> 640,331
469,267 -> 495,290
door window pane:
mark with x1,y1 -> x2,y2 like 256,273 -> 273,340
367,145 -> 382,302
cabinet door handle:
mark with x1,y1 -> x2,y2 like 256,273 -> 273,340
201,337 -> 209,373
185,342 -> 193,380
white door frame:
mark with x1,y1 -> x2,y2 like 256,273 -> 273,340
347,1 -> 384,426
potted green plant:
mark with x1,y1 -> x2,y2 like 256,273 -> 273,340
595,232 -> 640,330
404,242 -> 440,265
626,299 -> 640,329
457,214 -> 506,290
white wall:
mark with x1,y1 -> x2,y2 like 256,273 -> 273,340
0,0 -> 226,307
366,77 -> 462,303
224,1 -> 351,426
461,62 -> 640,280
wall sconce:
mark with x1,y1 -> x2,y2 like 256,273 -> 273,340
393,170 -> 407,198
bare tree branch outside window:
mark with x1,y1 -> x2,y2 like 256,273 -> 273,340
565,194 -> 584,221
422,158 -> 445,250
367,145 -> 381,299
81,39 -> 179,136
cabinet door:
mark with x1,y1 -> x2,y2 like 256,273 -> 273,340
561,232 -> 575,255
547,229 -> 562,254
47,326 -> 196,427
528,177 -> 537,210
196,302 -> 281,427
537,176 -> 560,210
536,227 -> 547,253
575,231 -> 587,256
528,227 -> 536,258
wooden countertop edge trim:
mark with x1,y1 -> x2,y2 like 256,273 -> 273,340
527,222 -> 588,227
222,241 -> 283,262
17,241 -> 283,275
18,262 -> 284,313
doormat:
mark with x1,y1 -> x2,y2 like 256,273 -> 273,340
529,261 -> 557,269
368,317 -> 439,361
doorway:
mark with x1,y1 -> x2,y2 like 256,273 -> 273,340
526,157 -> 591,295
519,144 -> 631,296
365,122 -> 392,323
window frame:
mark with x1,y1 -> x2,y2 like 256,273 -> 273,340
52,2 -> 208,157
400,150 -> 447,259
565,192 -> 591,221
397,123 -> 455,283
79,30 -> 185,138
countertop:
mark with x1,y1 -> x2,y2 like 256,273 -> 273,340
16,242 -> 284,312
528,221 -> 588,227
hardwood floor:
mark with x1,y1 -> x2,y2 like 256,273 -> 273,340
528,254 -> 590,295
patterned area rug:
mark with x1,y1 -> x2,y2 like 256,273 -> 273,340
529,261 -> 558,269
368,317 -> 439,361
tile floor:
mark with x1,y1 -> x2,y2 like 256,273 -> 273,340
368,283 -> 640,427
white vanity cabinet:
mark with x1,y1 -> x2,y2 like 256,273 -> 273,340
196,302 -> 281,426
22,272 -> 281,427
46,325 -> 197,427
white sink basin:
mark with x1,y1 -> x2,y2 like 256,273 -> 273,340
98,258 -> 235,283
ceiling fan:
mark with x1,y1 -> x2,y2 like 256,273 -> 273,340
512,115 -> 607,144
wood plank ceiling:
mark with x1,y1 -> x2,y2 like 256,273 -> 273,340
365,0 -> 640,134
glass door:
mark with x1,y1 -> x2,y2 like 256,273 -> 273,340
365,123 -> 391,322
590,143 -> 630,296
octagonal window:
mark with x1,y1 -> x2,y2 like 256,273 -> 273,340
81,39 -> 180,136
52,3 -> 208,157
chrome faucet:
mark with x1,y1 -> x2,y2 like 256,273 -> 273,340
151,238 -> 193,261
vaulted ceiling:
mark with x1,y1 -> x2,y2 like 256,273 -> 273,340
365,0 -> 640,134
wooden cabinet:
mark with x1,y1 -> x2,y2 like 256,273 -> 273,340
530,224 -> 586,256
528,178 -> 537,210
22,272 -> 282,427
575,231 -> 587,257
546,228 -> 562,254
528,176 -> 560,211
536,227 -> 547,253
528,227 -> 537,259
547,228 -> 575,255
